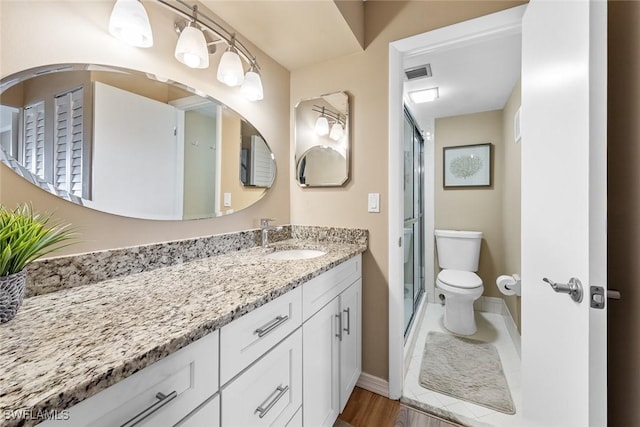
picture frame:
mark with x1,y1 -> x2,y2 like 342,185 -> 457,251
443,143 -> 492,188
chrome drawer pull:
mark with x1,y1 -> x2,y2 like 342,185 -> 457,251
120,390 -> 177,427
335,313 -> 342,341
255,385 -> 289,419
254,315 -> 289,338
343,307 -> 351,335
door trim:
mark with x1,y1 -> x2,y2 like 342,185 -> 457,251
387,4 -> 527,400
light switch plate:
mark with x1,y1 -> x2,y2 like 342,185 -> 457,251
224,193 -> 232,207
368,193 -> 380,213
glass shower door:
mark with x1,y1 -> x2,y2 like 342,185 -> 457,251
403,109 -> 424,335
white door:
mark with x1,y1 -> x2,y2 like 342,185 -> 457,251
521,1 -> 607,426
339,279 -> 362,412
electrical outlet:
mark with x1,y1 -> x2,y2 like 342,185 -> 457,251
224,193 -> 231,207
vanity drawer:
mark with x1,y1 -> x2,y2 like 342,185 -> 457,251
42,331 -> 219,427
302,254 -> 361,321
221,329 -> 302,427
220,286 -> 302,385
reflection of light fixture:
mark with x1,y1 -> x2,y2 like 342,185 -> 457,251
109,0 -> 153,48
108,0 -> 265,101
315,108 -> 330,136
175,7 -> 209,69
312,105 -> 346,139
329,123 -> 344,141
217,37 -> 245,87
409,87 -> 439,103
241,61 -> 264,101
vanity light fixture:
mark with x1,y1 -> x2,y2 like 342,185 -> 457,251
110,0 -> 264,100
312,105 -> 345,139
241,61 -> 264,101
329,122 -> 344,141
217,37 -> 245,87
108,0 -> 154,48
315,109 -> 330,136
408,87 -> 439,104
174,6 -> 209,69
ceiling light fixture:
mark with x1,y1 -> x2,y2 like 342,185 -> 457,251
109,0 -> 264,100
409,87 -> 439,104
108,0 -> 153,48
174,6 -> 209,69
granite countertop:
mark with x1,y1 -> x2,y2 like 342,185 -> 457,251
0,238 -> 366,426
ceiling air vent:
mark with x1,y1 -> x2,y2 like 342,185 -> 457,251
405,64 -> 433,80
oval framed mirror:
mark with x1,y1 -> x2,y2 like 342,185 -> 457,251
0,64 -> 276,220
294,91 -> 349,187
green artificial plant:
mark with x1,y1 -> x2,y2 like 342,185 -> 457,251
0,204 -> 76,277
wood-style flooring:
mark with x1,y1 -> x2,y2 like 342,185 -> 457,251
337,387 -> 462,427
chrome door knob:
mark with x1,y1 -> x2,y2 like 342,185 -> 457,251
542,277 -> 583,303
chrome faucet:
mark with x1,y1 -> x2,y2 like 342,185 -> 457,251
260,218 -> 283,248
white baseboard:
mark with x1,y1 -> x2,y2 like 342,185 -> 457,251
501,300 -> 522,359
356,372 -> 389,398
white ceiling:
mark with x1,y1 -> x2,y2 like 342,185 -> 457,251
200,0 -> 364,71
404,32 -> 522,131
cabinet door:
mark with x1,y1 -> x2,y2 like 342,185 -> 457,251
303,297 -> 340,427
339,279 -> 362,412
176,394 -> 219,427
222,329 -> 302,427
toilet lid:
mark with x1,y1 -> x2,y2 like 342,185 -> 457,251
438,270 -> 483,289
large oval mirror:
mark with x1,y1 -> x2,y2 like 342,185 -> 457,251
0,64 -> 276,220
294,91 -> 349,187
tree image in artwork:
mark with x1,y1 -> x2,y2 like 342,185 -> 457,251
450,154 -> 483,179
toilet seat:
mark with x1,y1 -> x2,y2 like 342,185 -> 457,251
437,269 -> 483,290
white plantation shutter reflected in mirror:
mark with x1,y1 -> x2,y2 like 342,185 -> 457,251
22,101 -> 45,179
249,135 -> 274,187
54,87 -> 84,197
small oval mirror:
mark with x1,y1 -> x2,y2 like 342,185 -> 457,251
0,64 -> 276,220
294,91 -> 349,187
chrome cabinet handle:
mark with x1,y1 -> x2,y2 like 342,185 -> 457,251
542,277 -> 583,303
254,315 -> 289,338
120,391 -> 177,427
335,313 -> 342,341
255,385 -> 289,419
343,307 -> 351,335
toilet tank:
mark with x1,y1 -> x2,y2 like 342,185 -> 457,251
435,229 -> 483,272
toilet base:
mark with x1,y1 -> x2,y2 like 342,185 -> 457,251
443,293 -> 478,336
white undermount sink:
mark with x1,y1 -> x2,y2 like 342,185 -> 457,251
265,249 -> 327,260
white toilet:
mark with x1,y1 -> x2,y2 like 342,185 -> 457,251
434,229 -> 483,335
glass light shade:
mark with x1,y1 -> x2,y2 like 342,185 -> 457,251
109,0 -> 153,48
241,70 -> 264,101
315,116 -> 329,136
175,25 -> 209,69
217,49 -> 245,87
329,123 -> 344,141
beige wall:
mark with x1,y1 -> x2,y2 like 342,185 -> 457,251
290,1 -> 523,381
501,80 -> 521,329
0,0 -> 290,255
608,1 -> 640,425
435,111 -> 505,300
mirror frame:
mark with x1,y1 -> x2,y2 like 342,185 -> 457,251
294,91 -> 350,188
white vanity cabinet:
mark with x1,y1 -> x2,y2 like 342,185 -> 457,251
41,331 -> 219,427
38,253 -> 362,427
302,255 -> 362,427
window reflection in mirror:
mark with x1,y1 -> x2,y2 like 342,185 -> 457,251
0,64 -> 276,220
294,91 -> 349,187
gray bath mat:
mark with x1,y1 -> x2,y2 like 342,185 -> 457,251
419,331 -> 515,414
